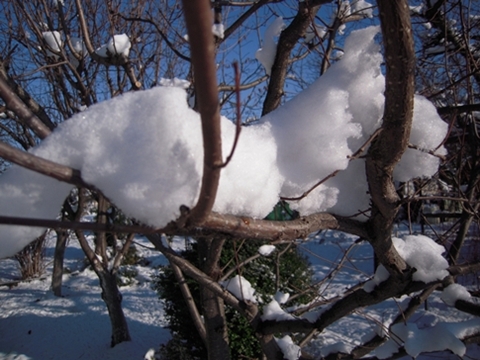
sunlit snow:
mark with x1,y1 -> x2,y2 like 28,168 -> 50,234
42,31 -> 62,56
441,283 -> 472,306
255,17 -> 285,75
392,235 -> 449,283
220,275 -> 258,303
258,244 -> 276,256
96,34 -> 131,57
0,27 -> 448,258
276,335 -> 301,360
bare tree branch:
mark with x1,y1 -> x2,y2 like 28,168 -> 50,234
0,76 -> 52,140
365,0 -> 415,274
170,261 -> 208,345
262,1 -> 331,115
0,140 -> 92,189
182,0 -> 223,226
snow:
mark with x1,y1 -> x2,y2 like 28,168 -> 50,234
392,235 -> 449,283
351,0 -> 374,18
258,244 -> 276,256
305,24 -> 327,43
274,291 -> 289,304
394,95 -> 448,182
220,275 -> 258,303
261,299 -> 295,321
378,321 -> 475,358
71,37 -> 87,57
0,26 -> 448,260
158,77 -> 190,89
363,264 -> 390,292
212,23 -> 225,39
1,224 -> 479,359
441,283 -> 472,306
0,237 -> 170,360
255,17 -> 285,75
96,34 -> 131,57
276,335 -> 301,360
42,31 -> 62,56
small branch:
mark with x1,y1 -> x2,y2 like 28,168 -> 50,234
0,140 -> 92,189
0,77 -> 52,139
147,234 -> 258,320
454,298 -> 480,317
218,75 -> 268,92
114,14 -> 190,62
0,215 -> 156,234
170,260 -> 208,345
437,103 -> 480,115
112,233 -> 135,270
220,0 -> 271,43
407,143 -> 446,160
217,62 -> 242,168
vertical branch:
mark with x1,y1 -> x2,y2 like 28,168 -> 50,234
182,0 -> 223,226
170,261 -> 208,346
366,0 -> 415,274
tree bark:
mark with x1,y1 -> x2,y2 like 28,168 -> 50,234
98,270 -> 131,347
366,0 -> 415,275
52,229 -> 68,297
198,236 -> 230,360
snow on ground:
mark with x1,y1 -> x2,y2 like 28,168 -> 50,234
0,224 -> 479,359
0,235 -> 170,360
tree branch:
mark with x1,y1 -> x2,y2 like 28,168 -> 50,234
365,0 -> 415,274
0,76 -> 52,140
182,0 -> 223,226
262,1 -> 330,115
170,261 -> 208,345
0,140 -> 92,189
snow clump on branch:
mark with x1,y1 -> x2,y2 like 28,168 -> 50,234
96,34 -> 131,57
0,26 -> 448,258
255,17 -> 285,75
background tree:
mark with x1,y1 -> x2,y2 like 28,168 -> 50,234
0,0 -> 479,359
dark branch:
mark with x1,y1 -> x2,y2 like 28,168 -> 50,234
0,140 -> 92,189
0,76 -> 52,140
182,0 -> 223,226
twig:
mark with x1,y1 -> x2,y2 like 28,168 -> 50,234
217,61 -> 242,168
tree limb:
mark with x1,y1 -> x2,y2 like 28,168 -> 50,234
365,0 -> 415,274
0,77 -> 52,140
0,140 -> 92,189
182,0 -> 223,226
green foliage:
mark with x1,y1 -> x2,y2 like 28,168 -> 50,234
121,244 -> 141,266
116,265 -> 138,287
264,201 -> 298,221
152,236 -> 315,360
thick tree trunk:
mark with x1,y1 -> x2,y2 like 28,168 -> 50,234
98,271 -> 131,347
52,229 -> 68,297
200,286 -> 230,360
198,237 -> 230,360
75,223 -> 131,347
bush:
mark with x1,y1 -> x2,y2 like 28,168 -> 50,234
152,237 -> 316,360
14,232 -> 47,280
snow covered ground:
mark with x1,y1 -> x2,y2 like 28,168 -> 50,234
0,224 -> 479,359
